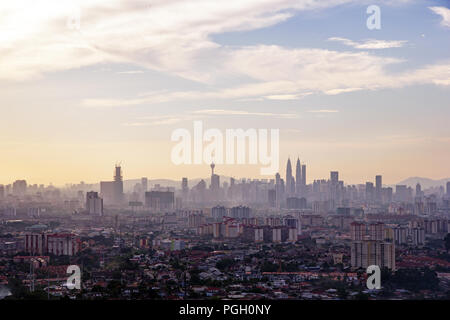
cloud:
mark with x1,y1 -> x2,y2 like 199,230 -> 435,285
307,109 -> 339,113
81,42 -> 450,108
122,114 -> 197,126
324,87 -> 362,95
192,109 -> 299,118
2,0 -> 448,105
122,108 -> 301,126
0,0 -> 338,81
117,70 -> 145,74
328,37 -> 407,49
264,93 -> 313,100
82,45 -> 405,107
429,6 -> 450,27
0,0 -> 414,82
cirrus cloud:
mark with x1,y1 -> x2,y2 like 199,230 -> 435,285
2,0 -> 448,107
429,6 -> 450,28
328,37 -> 408,49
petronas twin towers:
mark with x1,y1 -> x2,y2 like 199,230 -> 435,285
286,157 -> 306,196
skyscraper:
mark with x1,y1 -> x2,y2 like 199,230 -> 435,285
375,175 -> 382,203
416,183 -> 422,197
286,158 -> 294,196
230,205 -> 251,219
301,164 -> 306,189
275,172 -> 283,206
12,180 -> 27,197
182,177 -> 188,191
141,177 -> 148,193
181,177 -> 189,203
141,177 -> 148,202
86,191 -> 103,216
145,191 -> 174,211
275,173 -> 280,185
210,162 -> 220,191
351,240 -> 395,270
350,222 -> 365,241
395,185 -> 408,202
330,171 -> 339,185
100,165 -> 124,205
366,182 -> 374,203
447,181 -> 450,197
295,158 -> 302,195
350,222 -> 395,270
268,189 -> 276,207
114,165 -> 124,204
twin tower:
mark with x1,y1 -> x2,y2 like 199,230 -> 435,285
286,157 -> 306,196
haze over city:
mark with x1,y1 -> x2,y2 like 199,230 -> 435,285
2,0 -> 450,307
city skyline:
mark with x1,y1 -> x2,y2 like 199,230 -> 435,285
1,159 -> 449,190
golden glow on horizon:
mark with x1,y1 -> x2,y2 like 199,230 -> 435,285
1,138 -> 449,186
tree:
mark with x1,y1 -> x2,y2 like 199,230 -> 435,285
354,291 -> 369,300
337,287 -> 348,300
216,258 -> 235,271
391,268 -> 439,291
261,261 -> 278,272
6,278 -> 48,300
444,233 -> 450,252
107,280 -> 123,298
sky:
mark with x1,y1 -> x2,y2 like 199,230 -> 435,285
0,0 -> 449,186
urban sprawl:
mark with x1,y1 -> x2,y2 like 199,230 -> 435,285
1,159 -> 450,300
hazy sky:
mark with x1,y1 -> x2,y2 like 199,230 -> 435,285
0,0 -> 449,186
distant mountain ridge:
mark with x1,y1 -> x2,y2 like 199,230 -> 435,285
395,177 -> 450,189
